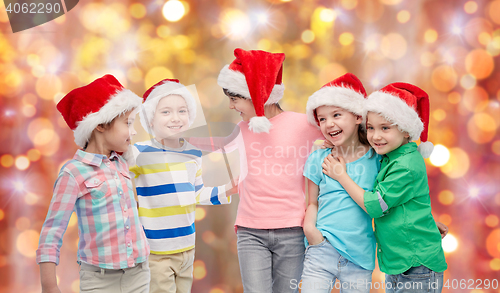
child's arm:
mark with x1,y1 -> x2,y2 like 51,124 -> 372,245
323,154 -> 417,218
195,162 -> 236,206
40,262 -> 61,293
187,125 -> 240,153
322,155 -> 368,212
436,221 -> 448,238
37,172 -> 80,292
303,179 -> 324,245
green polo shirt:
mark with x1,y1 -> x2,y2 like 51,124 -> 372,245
364,142 -> 447,275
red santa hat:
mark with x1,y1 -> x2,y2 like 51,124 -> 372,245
306,73 -> 367,127
217,48 -> 285,133
57,74 -> 142,148
364,82 -> 434,158
140,79 -> 197,135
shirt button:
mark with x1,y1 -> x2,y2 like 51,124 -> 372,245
126,225 -> 130,230
127,242 -> 131,247
379,249 -> 382,252
119,191 -> 123,195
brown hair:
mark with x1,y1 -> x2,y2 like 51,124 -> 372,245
223,88 -> 282,111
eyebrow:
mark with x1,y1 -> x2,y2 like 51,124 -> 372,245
158,106 -> 187,110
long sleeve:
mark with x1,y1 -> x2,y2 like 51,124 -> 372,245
364,165 -> 415,219
194,162 -> 231,206
36,171 -> 81,265
188,125 -> 241,153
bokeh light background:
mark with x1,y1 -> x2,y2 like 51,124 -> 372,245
1,0 -> 500,292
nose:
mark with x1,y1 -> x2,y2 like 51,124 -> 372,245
171,112 -> 180,122
130,125 -> 137,136
229,101 -> 235,110
372,129 -> 382,140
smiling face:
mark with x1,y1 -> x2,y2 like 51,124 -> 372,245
151,95 -> 189,140
316,105 -> 362,148
228,95 -> 256,122
103,109 -> 137,153
366,111 -> 409,155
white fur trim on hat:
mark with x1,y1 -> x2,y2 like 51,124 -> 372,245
363,91 -> 424,141
73,89 -> 142,148
417,141 -> 434,158
217,65 -> 285,104
306,86 -> 365,127
248,116 -> 272,133
139,82 -> 197,135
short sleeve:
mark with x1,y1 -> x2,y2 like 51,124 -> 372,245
303,150 -> 324,186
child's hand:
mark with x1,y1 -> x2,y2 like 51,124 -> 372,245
322,154 -> 347,180
304,225 -> 324,246
304,228 -> 324,245
436,221 -> 448,239
321,140 -> 334,149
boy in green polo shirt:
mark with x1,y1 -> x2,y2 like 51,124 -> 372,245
322,82 -> 447,293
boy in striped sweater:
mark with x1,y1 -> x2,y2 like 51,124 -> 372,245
129,79 -> 237,293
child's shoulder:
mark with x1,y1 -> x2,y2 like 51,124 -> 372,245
307,147 -> 330,161
56,157 -> 93,181
390,150 -> 427,178
182,141 -> 203,157
133,140 -> 153,149
283,111 -> 307,122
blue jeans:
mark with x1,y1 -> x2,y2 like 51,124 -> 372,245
236,226 -> 305,293
300,238 -> 373,293
385,265 -> 444,293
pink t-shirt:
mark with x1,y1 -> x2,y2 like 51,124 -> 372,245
190,111 -> 323,229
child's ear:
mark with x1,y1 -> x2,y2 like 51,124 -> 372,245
95,124 -> 106,133
355,115 -> 363,124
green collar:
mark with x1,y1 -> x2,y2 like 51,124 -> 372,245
384,142 -> 417,161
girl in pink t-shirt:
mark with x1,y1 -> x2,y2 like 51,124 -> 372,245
190,49 -> 322,292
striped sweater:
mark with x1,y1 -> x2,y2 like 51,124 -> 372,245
129,139 -> 231,255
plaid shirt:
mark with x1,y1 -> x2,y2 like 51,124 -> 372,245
36,150 -> 149,269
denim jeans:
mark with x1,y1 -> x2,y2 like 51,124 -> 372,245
236,226 -> 305,293
300,238 -> 373,293
385,265 -> 444,293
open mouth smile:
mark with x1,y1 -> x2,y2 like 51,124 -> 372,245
328,130 -> 342,137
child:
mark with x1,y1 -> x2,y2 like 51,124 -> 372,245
36,75 -> 150,293
129,79 -> 237,293
323,83 -> 447,293
301,73 -> 377,293
188,48 -> 324,293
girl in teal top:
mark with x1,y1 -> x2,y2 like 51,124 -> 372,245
301,73 -> 377,293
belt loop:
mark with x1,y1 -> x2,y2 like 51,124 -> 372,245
100,268 -> 105,275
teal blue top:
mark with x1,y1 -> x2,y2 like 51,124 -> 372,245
303,148 -> 381,270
